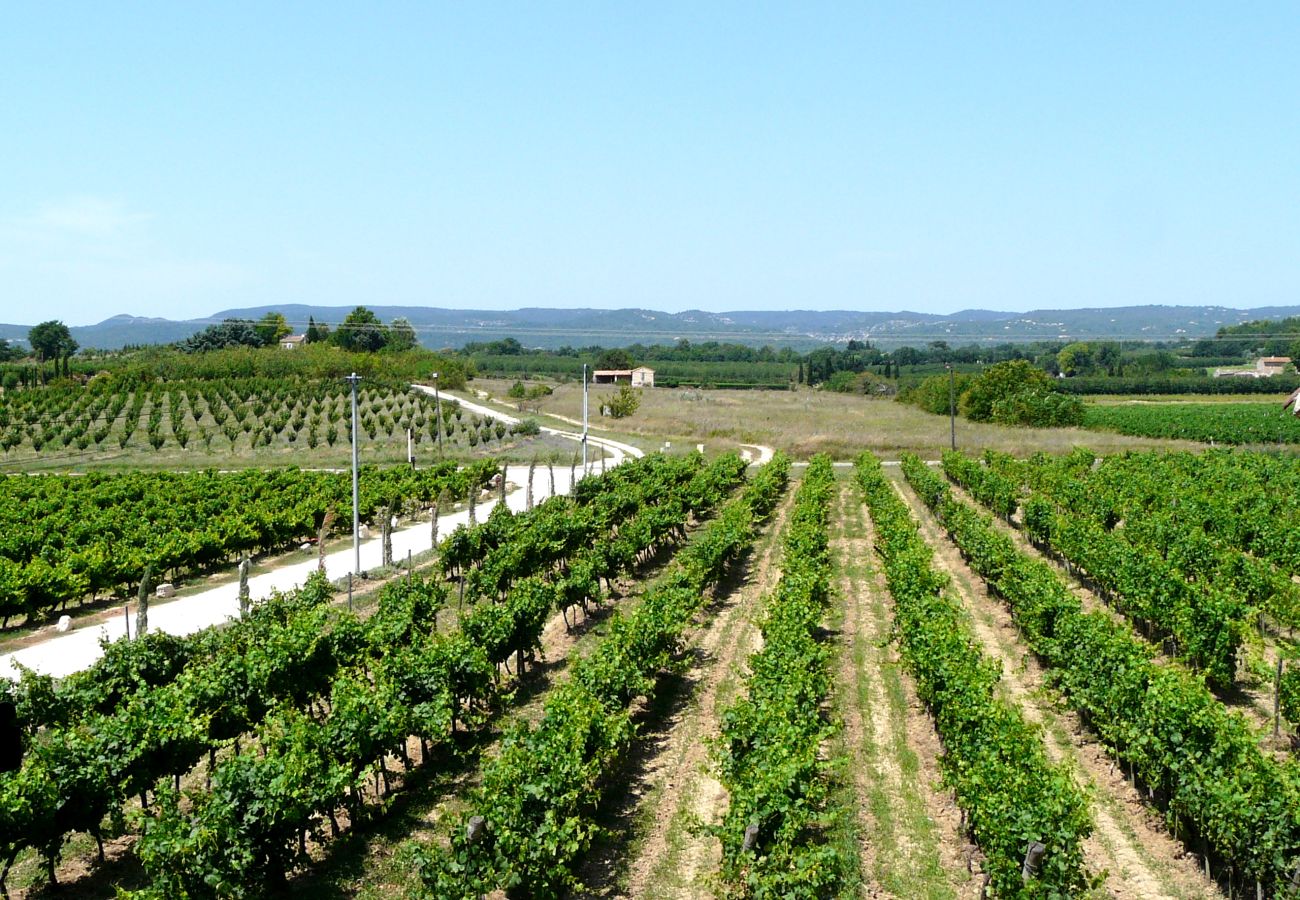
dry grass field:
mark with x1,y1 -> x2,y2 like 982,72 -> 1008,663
482,379 -> 1210,459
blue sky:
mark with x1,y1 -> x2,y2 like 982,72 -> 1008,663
2,3 -> 1297,326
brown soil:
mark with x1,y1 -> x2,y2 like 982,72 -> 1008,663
590,483 -> 802,899
832,479 -> 977,899
893,474 -> 1222,900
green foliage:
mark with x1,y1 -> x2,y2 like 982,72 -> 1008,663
254,312 -> 292,345
961,360 -> 1059,424
910,451 -> 1300,895
898,372 -> 972,415
27,321 -> 77,365
594,348 -> 634,370
1282,667 -> 1300,728
859,453 -> 1092,897
3,453 -> 745,896
333,306 -> 389,353
179,318 -> 267,353
1083,401 -> 1300,444
822,370 -> 897,396
989,387 -> 1084,427
416,452 -> 789,897
714,455 -> 851,898
606,384 -> 641,419
0,462 -> 489,622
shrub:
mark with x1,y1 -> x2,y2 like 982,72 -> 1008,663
961,360 -> 1057,423
989,388 -> 1084,427
899,372 -> 973,415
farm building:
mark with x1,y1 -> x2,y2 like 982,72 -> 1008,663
593,366 -> 655,387
280,334 -> 306,350
1214,356 -> 1292,378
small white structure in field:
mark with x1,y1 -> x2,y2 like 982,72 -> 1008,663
593,367 -> 654,387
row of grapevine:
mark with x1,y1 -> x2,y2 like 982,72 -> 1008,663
415,453 -> 791,899
3,453 -> 736,895
2,572 -> 360,892
137,453 -> 754,898
1082,401 -> 1300,445
945,449 -> 1288,686
0,460 -> 496,624
901,454 -> 1300,897
856,453 -> 1092,898
713,454 -> 850,897
1002,448 -> 1300,627
439,453 -> 713,596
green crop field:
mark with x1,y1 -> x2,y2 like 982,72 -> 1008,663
1082,400 -> 1300,444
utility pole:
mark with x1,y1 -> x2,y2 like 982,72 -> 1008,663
582,363 -> 589,476
432,372 -> 443,455
345,372 -> 363,575
946,363 -> 956,451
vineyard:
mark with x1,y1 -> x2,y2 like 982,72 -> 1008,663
0,375 -> 541,469
0,460 -> 497,626
1083,400 -> 1300,445
6,440 -> 1300,897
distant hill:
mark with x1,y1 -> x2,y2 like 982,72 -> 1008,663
3,304 -> 1299,351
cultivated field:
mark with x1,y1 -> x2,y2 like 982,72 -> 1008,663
6,372 -> 1300,899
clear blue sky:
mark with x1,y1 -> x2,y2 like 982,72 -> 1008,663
2,3 -> 1297,326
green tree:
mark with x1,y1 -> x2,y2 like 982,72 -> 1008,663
606,385 -> 641,418
960,359 -> 1056,422
386,317 -> 418,352
254,312 -> 291,345
334,306 -> 388,352
594,348 -> 633,370
1094,342 -> 1122,376
304,316 -> 329,344
27,320 -> 78,378
178,319 -> 263,353
1057,342 -> 1094,377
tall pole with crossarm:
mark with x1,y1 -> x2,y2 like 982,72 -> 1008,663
582,363 -> 589,475
345,372 -> 363,574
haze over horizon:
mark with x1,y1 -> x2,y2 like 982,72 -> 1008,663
3,4 -> 1297,326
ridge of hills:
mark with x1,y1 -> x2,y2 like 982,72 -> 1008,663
3,304 -> 1299,351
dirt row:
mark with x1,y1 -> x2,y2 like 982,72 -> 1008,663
584,482 -> 803,898
829,479 -> 977,899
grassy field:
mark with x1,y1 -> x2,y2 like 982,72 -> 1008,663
477,378 -> 1211,459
